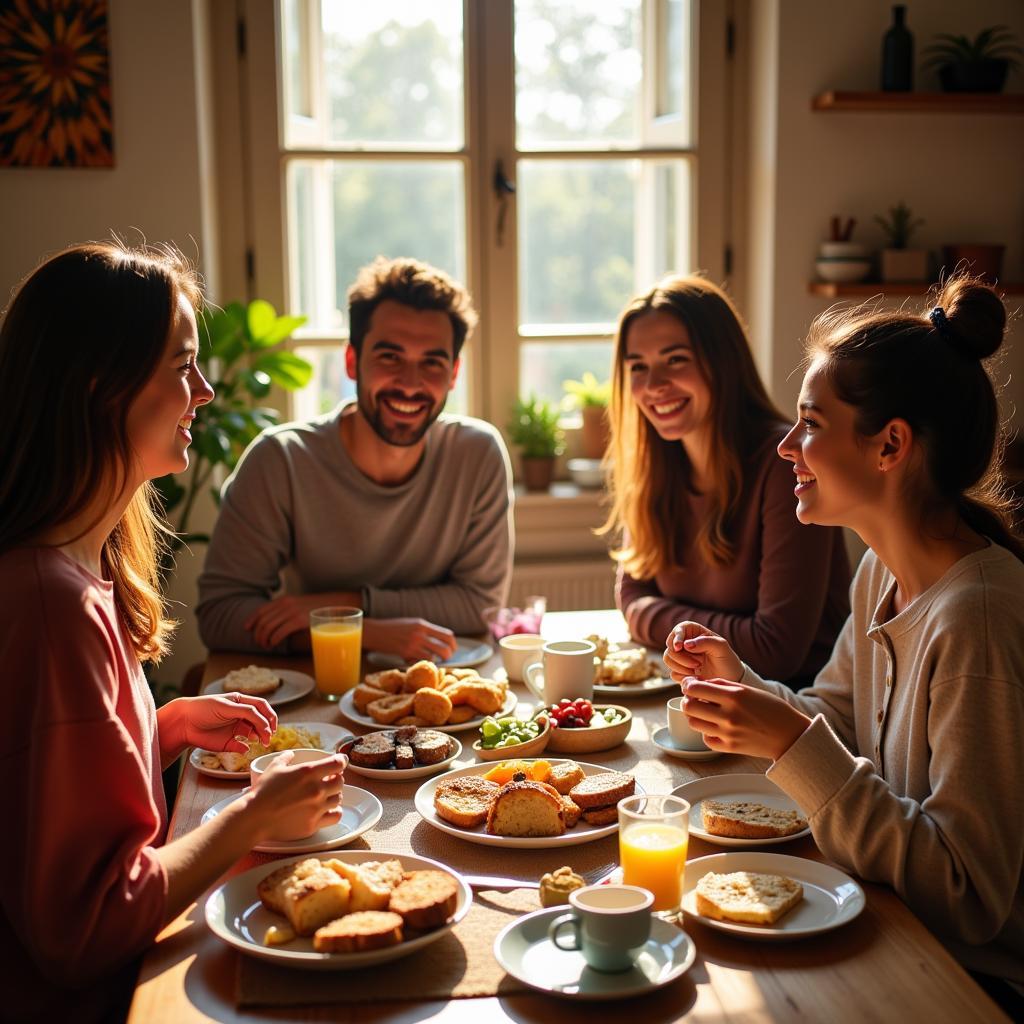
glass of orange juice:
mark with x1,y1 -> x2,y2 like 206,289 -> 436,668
310,606 -> 363,701
618,794 -> 690,918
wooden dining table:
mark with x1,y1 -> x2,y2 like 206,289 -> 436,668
127,610 -> 1009,1023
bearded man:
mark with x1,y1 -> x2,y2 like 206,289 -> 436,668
197,257 -> 513,661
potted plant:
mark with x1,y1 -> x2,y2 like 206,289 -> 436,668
922,25 -> 1022,92
154,299 -> 311,561
507,394 -> 565,492
875,201 -> 928,283
562,371 -> 611,460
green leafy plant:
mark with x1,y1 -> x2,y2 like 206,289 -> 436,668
874,202 -> 925,250
154,299 -> 312,550
562,371 -> 611,411
922,26 -> 1022,72
507,395 -> 565,459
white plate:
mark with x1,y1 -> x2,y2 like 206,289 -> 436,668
651,726 -> 722,762
338,687 -> 517,734
200,668 -> 315,708
415,760 -> 644,849
205,849 -> 471,970
366,637 -> 494,670
681,851 -> 865,941
201,785 -> 382,853
344,733 -> 464,780
671,774 -> 811,847
190,722 -> 355,780
593,643 -> 676,698
494,906 -> 695,999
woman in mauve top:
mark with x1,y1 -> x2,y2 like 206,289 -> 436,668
603,275 -> 850,687
0,243 -> 347,1023
666,276 -> 1024,1016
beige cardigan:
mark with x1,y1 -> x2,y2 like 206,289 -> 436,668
741,543 -> 1024,982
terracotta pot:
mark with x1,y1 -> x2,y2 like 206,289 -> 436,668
521,456 -> 556,492
940,244 -> 1005,285
580,405 -> 610,460
881,248 -> 928,283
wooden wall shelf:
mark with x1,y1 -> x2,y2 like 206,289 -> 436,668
809,281 -> 1024,298
811,91 -> 1024,113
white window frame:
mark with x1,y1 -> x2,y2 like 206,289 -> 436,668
227,0 -> 733,431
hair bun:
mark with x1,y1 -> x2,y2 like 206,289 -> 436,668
935,276 -> 1007,360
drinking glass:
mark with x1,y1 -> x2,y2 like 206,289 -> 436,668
310,606 -> 363,701
617,794 -> 690,918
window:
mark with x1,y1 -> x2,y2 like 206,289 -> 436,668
239,0 -> 730,434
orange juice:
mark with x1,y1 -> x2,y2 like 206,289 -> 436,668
619,822 -> 689,911
311,621 -> 362,697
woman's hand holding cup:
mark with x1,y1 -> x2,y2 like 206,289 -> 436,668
246,751 -> 348,842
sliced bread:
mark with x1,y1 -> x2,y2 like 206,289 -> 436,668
695,871 -> 803,925
700,800 -> 808,839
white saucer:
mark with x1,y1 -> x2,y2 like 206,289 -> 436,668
201,785 -> 382,853
651,726 -> 721,762
366,637 -> 493,670
494,906 -> 696,999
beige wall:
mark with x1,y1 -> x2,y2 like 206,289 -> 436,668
742,0 -> 1024,420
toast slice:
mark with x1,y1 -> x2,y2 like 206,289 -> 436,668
388,870 -> 459,930
313,911 -> 404,953
434,776 -> 500,828
568,771 -> 635,810
695,871 -> 803,925
700,800 -> 808,839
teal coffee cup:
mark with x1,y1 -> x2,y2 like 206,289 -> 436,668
548,884 -> 653,972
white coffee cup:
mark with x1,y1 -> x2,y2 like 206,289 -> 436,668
548,884 -> 653,972
499,633 -> 545,683
667,695 -> 710,751
524,640 -> 596,705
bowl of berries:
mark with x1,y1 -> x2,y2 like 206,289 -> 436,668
537,699 -> 632,754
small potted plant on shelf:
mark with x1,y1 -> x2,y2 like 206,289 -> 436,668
922,25 -> 1022,93
507,394 -> 565,492
875,201 -> 927,283
562,371 -> 611,460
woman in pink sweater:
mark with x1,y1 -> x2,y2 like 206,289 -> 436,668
0,243 -> 347,1022
665,276 -> 1024,1014
603,274 -> 850,687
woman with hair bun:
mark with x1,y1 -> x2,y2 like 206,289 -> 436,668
0,243 -> 348,1023
665,276 -> 1024,1012
604,274 -> 850,688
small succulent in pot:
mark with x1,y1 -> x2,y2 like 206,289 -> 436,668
922,25 -> 1022,93
874,201 -> 924,250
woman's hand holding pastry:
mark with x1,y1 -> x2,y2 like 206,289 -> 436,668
246,752 -> 348,842
680,677 -> 811,761
158,694 -> 277,758
664,623 -> 743,683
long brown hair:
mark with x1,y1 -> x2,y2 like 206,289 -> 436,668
602,274 -> 787,576
0,241 -> 203,660
807,274 -> 1022,561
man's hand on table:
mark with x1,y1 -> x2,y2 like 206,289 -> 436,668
363,617 -> 458,663
245,591 -> 361,649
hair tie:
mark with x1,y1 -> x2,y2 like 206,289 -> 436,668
929,306 -> 950,335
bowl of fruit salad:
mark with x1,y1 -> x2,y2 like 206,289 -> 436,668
472,712 -> 551,761
540,699 -> 632,754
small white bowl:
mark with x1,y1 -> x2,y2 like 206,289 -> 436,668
249,748 -> 340,787
567,458 -> 605,488
815,258 -> 872,283
819,242 -> 871,260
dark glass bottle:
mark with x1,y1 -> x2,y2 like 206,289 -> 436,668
881,5 -> 914,91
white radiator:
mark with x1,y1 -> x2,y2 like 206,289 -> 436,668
508,559 -> 617,611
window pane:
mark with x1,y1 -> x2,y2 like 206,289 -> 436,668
515,0 -> 642,148
288,159 -> 466,333
657,0 -> 688,118
283,0 -> 312,118
292,345 -> 467,424
282,0 -> 464,148
519,340 -> 614,408
518,159 -> 690,328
